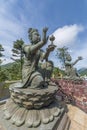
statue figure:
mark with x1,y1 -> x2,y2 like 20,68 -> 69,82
21,27 -> 55,88
65,53 -> 83,78
2,28 -> 70,130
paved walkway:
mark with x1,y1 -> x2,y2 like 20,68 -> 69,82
67,104 -> 87,130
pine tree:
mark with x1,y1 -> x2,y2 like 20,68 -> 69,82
0,44 -> 4,70
11,39 -> 24,79
56,46 -> 69,68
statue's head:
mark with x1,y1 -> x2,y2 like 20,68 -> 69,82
28,28 -> 41,44
66,53 -> 72,61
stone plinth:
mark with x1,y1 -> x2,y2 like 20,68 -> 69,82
9,83 -> 58,109
0,82 -> 71,130
0,103 -> 70,130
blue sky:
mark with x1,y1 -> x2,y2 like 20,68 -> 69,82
0,0 -> 87,69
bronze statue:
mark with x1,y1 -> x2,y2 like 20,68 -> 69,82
65,53 -> 83,78
21,27 -> 55,88
2,28 -> 70,130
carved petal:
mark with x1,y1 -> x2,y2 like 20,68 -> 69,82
11,107 -> 27,126
40,109 -> 53,124
3,99 -> 13,110
50,107 -> 60,117
4,101 -> 19,119
25,110 -> 40,127
32,110 -> 40,127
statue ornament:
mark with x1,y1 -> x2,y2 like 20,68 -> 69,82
3,27 -> 70,130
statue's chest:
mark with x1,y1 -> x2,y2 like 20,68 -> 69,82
32,50 -> 40,59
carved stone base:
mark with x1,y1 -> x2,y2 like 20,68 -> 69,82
9,82 -> 58,109
0,83 -> 71,129
3,99 -> 64,127
0,102 -> 70,130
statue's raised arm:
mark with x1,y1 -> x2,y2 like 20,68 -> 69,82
28,27 -> 48,53
72,56 -> 83,66
41,35 -> 56,61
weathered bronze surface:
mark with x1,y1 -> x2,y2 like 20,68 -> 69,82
65,53 -> 82,78
0,27 -> 70,130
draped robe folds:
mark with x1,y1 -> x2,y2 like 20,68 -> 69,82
21,45 -> 43,88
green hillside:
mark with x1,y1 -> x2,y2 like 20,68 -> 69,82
1,62 -> 15,69
1,62 -> 87,81
78,68 -> 87,76
0,62 -> 21,81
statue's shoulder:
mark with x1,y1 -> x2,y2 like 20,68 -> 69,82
65,61 -> 71,65
22,44 -> 31,54
22,44 -> 31,50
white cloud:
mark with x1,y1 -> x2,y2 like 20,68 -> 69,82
0,0 -> 27,65
2,23 -> 87,70
1,45 -> 13,65
72,41 -> 87,69
49,24 -> 87,69
0,0 -> 87,70
53,24 -> 84,47
3,45 -> 12,55
1,57 -> 13,65
0,0 -> 27,45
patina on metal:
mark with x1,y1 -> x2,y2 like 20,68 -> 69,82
0,27 -> 70,130
64,53 -> 83,79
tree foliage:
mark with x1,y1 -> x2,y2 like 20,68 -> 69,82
7,62 -> 21,80
0,44 -> 5,71
2,62 -> 22,81
0,70 -> 8,82
0,44 -> 4,56
56,46 -> 69,68
11,39 -> 24,61
11,39 -> 24,79
52,67 -> 65,78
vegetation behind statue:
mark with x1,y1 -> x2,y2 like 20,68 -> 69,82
56,46 -> 83,79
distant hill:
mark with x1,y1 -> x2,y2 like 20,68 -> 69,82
1,62 -> 87,77
1,62 -> 21,81
1,62 -> 15,70
78,68 -> 87,76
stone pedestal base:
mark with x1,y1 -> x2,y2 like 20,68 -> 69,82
0,84 -> 71,130
0,103 -> 70,130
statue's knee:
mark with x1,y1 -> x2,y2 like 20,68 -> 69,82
31,75 -> 44,88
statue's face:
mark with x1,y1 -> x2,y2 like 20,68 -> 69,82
32,31 -> 41,44
67,55 -> 72,61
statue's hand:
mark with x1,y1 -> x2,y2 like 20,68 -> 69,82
42,27 -> 49,44
47,44 -> 55,52
43,27 -> 48,33
78,56 -> 83,60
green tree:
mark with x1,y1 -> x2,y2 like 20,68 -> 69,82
53,67 -> 65,78
11,39 -> 24,79
0,44 -> 4,70
0,70 -> 8,82
53,67 -> 60,77
7,62 -> 21,80
56,46 -> 69,68
0,44 -> 7,81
